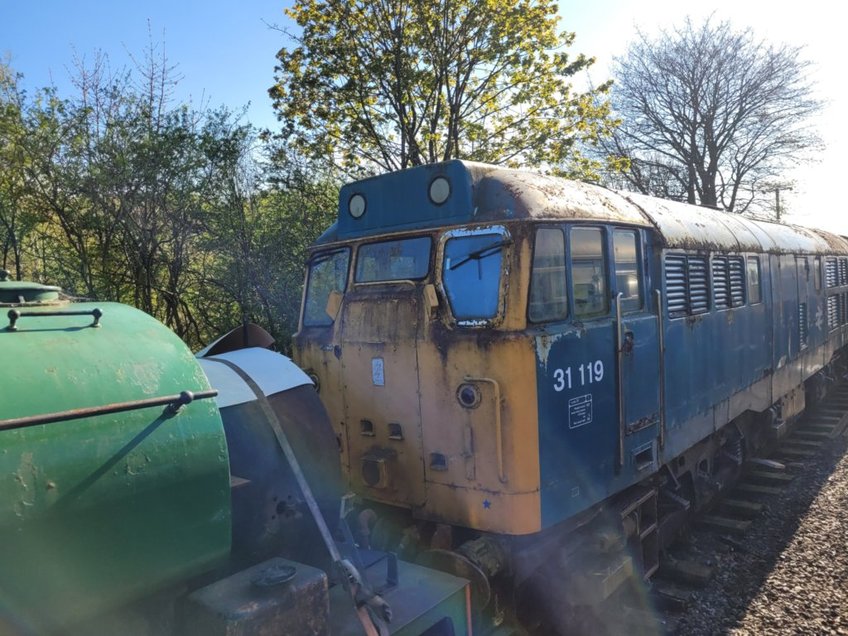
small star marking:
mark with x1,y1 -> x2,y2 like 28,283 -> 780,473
483,499 -> 491,509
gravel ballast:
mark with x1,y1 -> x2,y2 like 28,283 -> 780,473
667,432 -> 848,635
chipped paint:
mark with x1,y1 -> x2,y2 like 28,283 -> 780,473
535,333 -> 563,369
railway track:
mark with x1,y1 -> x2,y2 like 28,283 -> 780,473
660,385 -> 848,635
588,385 -> 848,636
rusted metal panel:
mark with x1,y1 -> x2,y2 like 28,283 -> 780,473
622,192 -> 760,252
338,289 -> 428,507
805,227 -> 848,253
468,163 -> 652,227
752,221 -> 831,254
328,161 -> 848,255
333,161 -> 652,243
622,191 -> 848,254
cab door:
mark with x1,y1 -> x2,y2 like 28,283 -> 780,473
613,228 -> 661,471
337,237 -> 433,508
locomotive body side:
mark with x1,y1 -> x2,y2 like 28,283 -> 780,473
293,159 -> 848,629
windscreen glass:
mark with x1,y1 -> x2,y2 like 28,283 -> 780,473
355,237 -> 432,283
442,232 -> 507,321
303,248 -> 350,327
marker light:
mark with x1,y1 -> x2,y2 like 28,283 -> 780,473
349,193 -> 366,218
457,383 -> 482,409
429,177 -> 451,205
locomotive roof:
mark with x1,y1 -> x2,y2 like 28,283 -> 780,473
621,190 -> 848,255
320,160 -> 848,255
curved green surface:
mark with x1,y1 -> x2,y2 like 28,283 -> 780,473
0,301 -> 231,631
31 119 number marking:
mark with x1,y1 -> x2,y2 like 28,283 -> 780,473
553,361 -> 604,392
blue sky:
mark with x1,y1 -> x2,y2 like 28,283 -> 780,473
1,0 -> 290,129
2,1 -> 845,232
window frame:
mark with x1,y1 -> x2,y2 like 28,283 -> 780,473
747,256 -> 762,305
439,225 -> 510,327
302,247 -> 352,328
354,235 -> 433,284
528,226 -> 569,324
568,225 -> 611,320
612,228 -> 644,313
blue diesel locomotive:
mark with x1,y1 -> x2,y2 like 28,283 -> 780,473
293,160 -> 848,632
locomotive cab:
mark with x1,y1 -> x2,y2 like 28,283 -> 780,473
294,161 -> 665,538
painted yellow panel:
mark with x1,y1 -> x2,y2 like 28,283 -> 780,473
416,334 -> 541,534
338,291 -> 427,507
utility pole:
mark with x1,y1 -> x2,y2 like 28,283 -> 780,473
763,182 -> 793,223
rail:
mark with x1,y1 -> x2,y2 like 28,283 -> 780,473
615,293 -> 626,469
6,307 -> 102,331
656,290 -> 667,450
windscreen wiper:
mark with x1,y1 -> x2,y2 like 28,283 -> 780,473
448,238 -> 513,271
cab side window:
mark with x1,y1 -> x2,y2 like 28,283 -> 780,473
529,228 -> 568,322
747,256 -> 762,304
613,230 -> 642,312
570,227 -> 609,319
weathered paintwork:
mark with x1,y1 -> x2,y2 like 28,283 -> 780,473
298,224 -> 542,535
622,191 -> 848,254
323,160 -> 651,245
0,291 -> 230,631
295,159 -> 848,541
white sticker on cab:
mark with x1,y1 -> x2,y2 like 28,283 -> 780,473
372,357 -> 385,386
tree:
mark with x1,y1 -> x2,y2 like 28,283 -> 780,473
269,0 -> 618,178
606,17 -> 821,212
0,61 -> 45,280
199,130 -> 338,353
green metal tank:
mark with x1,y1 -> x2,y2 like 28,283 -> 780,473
0,271 -> 231,632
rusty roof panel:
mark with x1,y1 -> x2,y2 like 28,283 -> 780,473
327,161 -> 848,255
621,192 -> 756,252
622,191 -> 844,254
466,163 -> 653,227
751,222 -> 828,254
805,227 -> 848,253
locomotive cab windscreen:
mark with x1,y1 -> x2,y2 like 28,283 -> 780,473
302,228 -> 510,328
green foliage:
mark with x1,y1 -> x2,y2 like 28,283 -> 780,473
270,0 -> 618,178
0,53 -> 337,352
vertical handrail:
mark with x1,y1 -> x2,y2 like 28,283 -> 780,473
615,292 -> 625,469
465,375 -> 507,483
655,289 -> 666,450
